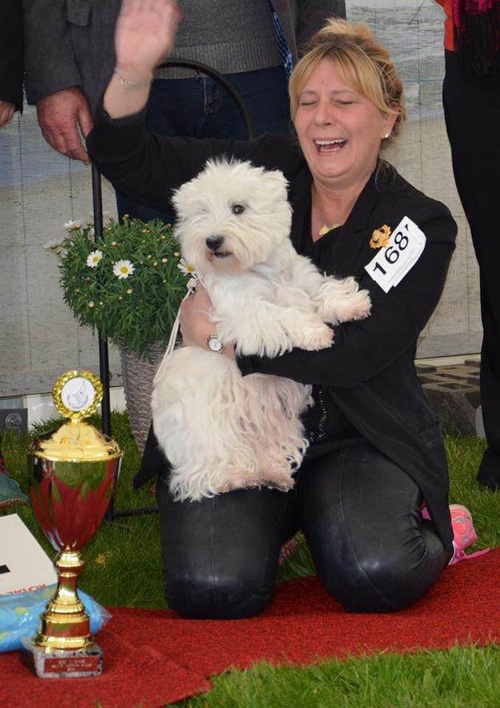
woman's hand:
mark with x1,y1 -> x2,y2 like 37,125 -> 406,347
180,284 -> 235,357
104,0 -> 181,117
115,0 -> 181,79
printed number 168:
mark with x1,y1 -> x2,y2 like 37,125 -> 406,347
373,230 -> 409,275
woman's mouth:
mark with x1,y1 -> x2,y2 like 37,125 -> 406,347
314,138 -> 347,153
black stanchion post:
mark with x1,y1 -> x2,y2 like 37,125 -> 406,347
91,164 -> 112,438
91,164 -> 115,520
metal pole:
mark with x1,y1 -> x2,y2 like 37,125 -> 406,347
91,164 -> 112,438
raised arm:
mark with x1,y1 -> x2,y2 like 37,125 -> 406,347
104,0 -> 181,119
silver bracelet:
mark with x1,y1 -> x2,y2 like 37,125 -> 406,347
114,70 -> 152,91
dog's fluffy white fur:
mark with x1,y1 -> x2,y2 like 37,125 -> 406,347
152,159 -> 371,501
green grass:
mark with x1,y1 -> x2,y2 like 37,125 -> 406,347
2,416 -> 499,707
177,645 -> 500,708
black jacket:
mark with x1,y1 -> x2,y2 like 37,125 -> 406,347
87,108 -> 457,553
0,0 -> 24,110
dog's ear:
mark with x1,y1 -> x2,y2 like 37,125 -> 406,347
265,168 -> 288,190
171,179 -> 193,216
261,168 -> 289,199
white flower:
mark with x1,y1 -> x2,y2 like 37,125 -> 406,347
87,210 -> 113,224
113,260 -> 135,279
86,250 -> 103,267
177,259 -> 197,277
63,219 -> 83,231
43,238 -> 66,251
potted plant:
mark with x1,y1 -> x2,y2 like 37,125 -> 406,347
46,217 -> 195,450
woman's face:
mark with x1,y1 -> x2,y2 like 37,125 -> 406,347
294,59 -> 397,192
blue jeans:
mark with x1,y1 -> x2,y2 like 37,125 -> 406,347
116,65 -> 291,222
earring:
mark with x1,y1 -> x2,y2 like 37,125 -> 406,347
383,133 -> 390,139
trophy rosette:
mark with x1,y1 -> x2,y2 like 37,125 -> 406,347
22,371 -> 122,679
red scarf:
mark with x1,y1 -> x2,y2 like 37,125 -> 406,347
452,0 -> 500,74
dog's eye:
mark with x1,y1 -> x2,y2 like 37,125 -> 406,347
231,204 -> 245,215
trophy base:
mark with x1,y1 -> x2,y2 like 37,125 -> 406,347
21,637 -> 103,678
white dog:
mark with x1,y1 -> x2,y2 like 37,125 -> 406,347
152,159 -> 371,501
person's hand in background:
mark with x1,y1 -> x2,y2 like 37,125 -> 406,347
0,100 -> 16,127
36,87 -> 93,162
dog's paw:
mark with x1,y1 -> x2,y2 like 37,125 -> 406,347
266,478 -> 295,492
343,288 -> 372,321
217,470 -> 261,494
263,465 -> 296,492
295,322 -> 334,350
316,277 -> 371,323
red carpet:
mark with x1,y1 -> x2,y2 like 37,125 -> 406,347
2,549 -> 499,708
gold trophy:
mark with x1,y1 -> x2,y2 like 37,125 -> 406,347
22,370 -> 122,678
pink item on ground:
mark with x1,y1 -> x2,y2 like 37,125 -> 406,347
421,502 -> 491,565
448,504 -> 490,564
278,537 -> 299,565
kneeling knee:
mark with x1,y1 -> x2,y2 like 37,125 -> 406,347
165,572 -> 274,619
323,549 -> 445,613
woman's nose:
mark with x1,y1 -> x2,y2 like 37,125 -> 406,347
314,100 -> 335,126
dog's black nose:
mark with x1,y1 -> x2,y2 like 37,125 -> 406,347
206,236 -> 224,251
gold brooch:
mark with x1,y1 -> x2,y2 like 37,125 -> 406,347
369,224 -> 391,249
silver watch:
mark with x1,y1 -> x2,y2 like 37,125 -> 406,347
207,333 -> 224,353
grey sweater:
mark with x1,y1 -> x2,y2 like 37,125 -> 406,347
157,0 -> 282,79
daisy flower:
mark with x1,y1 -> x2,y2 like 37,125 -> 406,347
177,258 -> 197,277
113,260 -> 135,279
63,219 -> 83,231
86,249 -> 103,267
43,238 -> 66,252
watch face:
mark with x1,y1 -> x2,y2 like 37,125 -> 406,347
208,335 -> 223,352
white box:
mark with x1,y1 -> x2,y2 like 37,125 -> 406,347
0,514 -> 57,595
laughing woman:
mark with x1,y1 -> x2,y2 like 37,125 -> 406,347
87,0 -> 470,619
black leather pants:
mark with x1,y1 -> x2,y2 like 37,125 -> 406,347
156,441 -> 450,619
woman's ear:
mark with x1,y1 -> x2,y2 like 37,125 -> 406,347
382,109 -> 399,140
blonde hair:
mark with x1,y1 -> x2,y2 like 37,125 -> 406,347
289,19 -> 406,141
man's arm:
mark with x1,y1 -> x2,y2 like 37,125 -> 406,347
295,0 -> 347,52
23,0 -> 92,161
0,0 -> 24,123
272,0 -> 346,61
23,0 -> 81,104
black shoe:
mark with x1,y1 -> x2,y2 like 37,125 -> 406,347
477,448 -> 500,491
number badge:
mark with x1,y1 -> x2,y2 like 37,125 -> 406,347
364,217 -> 426,293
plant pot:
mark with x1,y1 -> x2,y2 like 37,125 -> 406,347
120,341 -> 167,454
